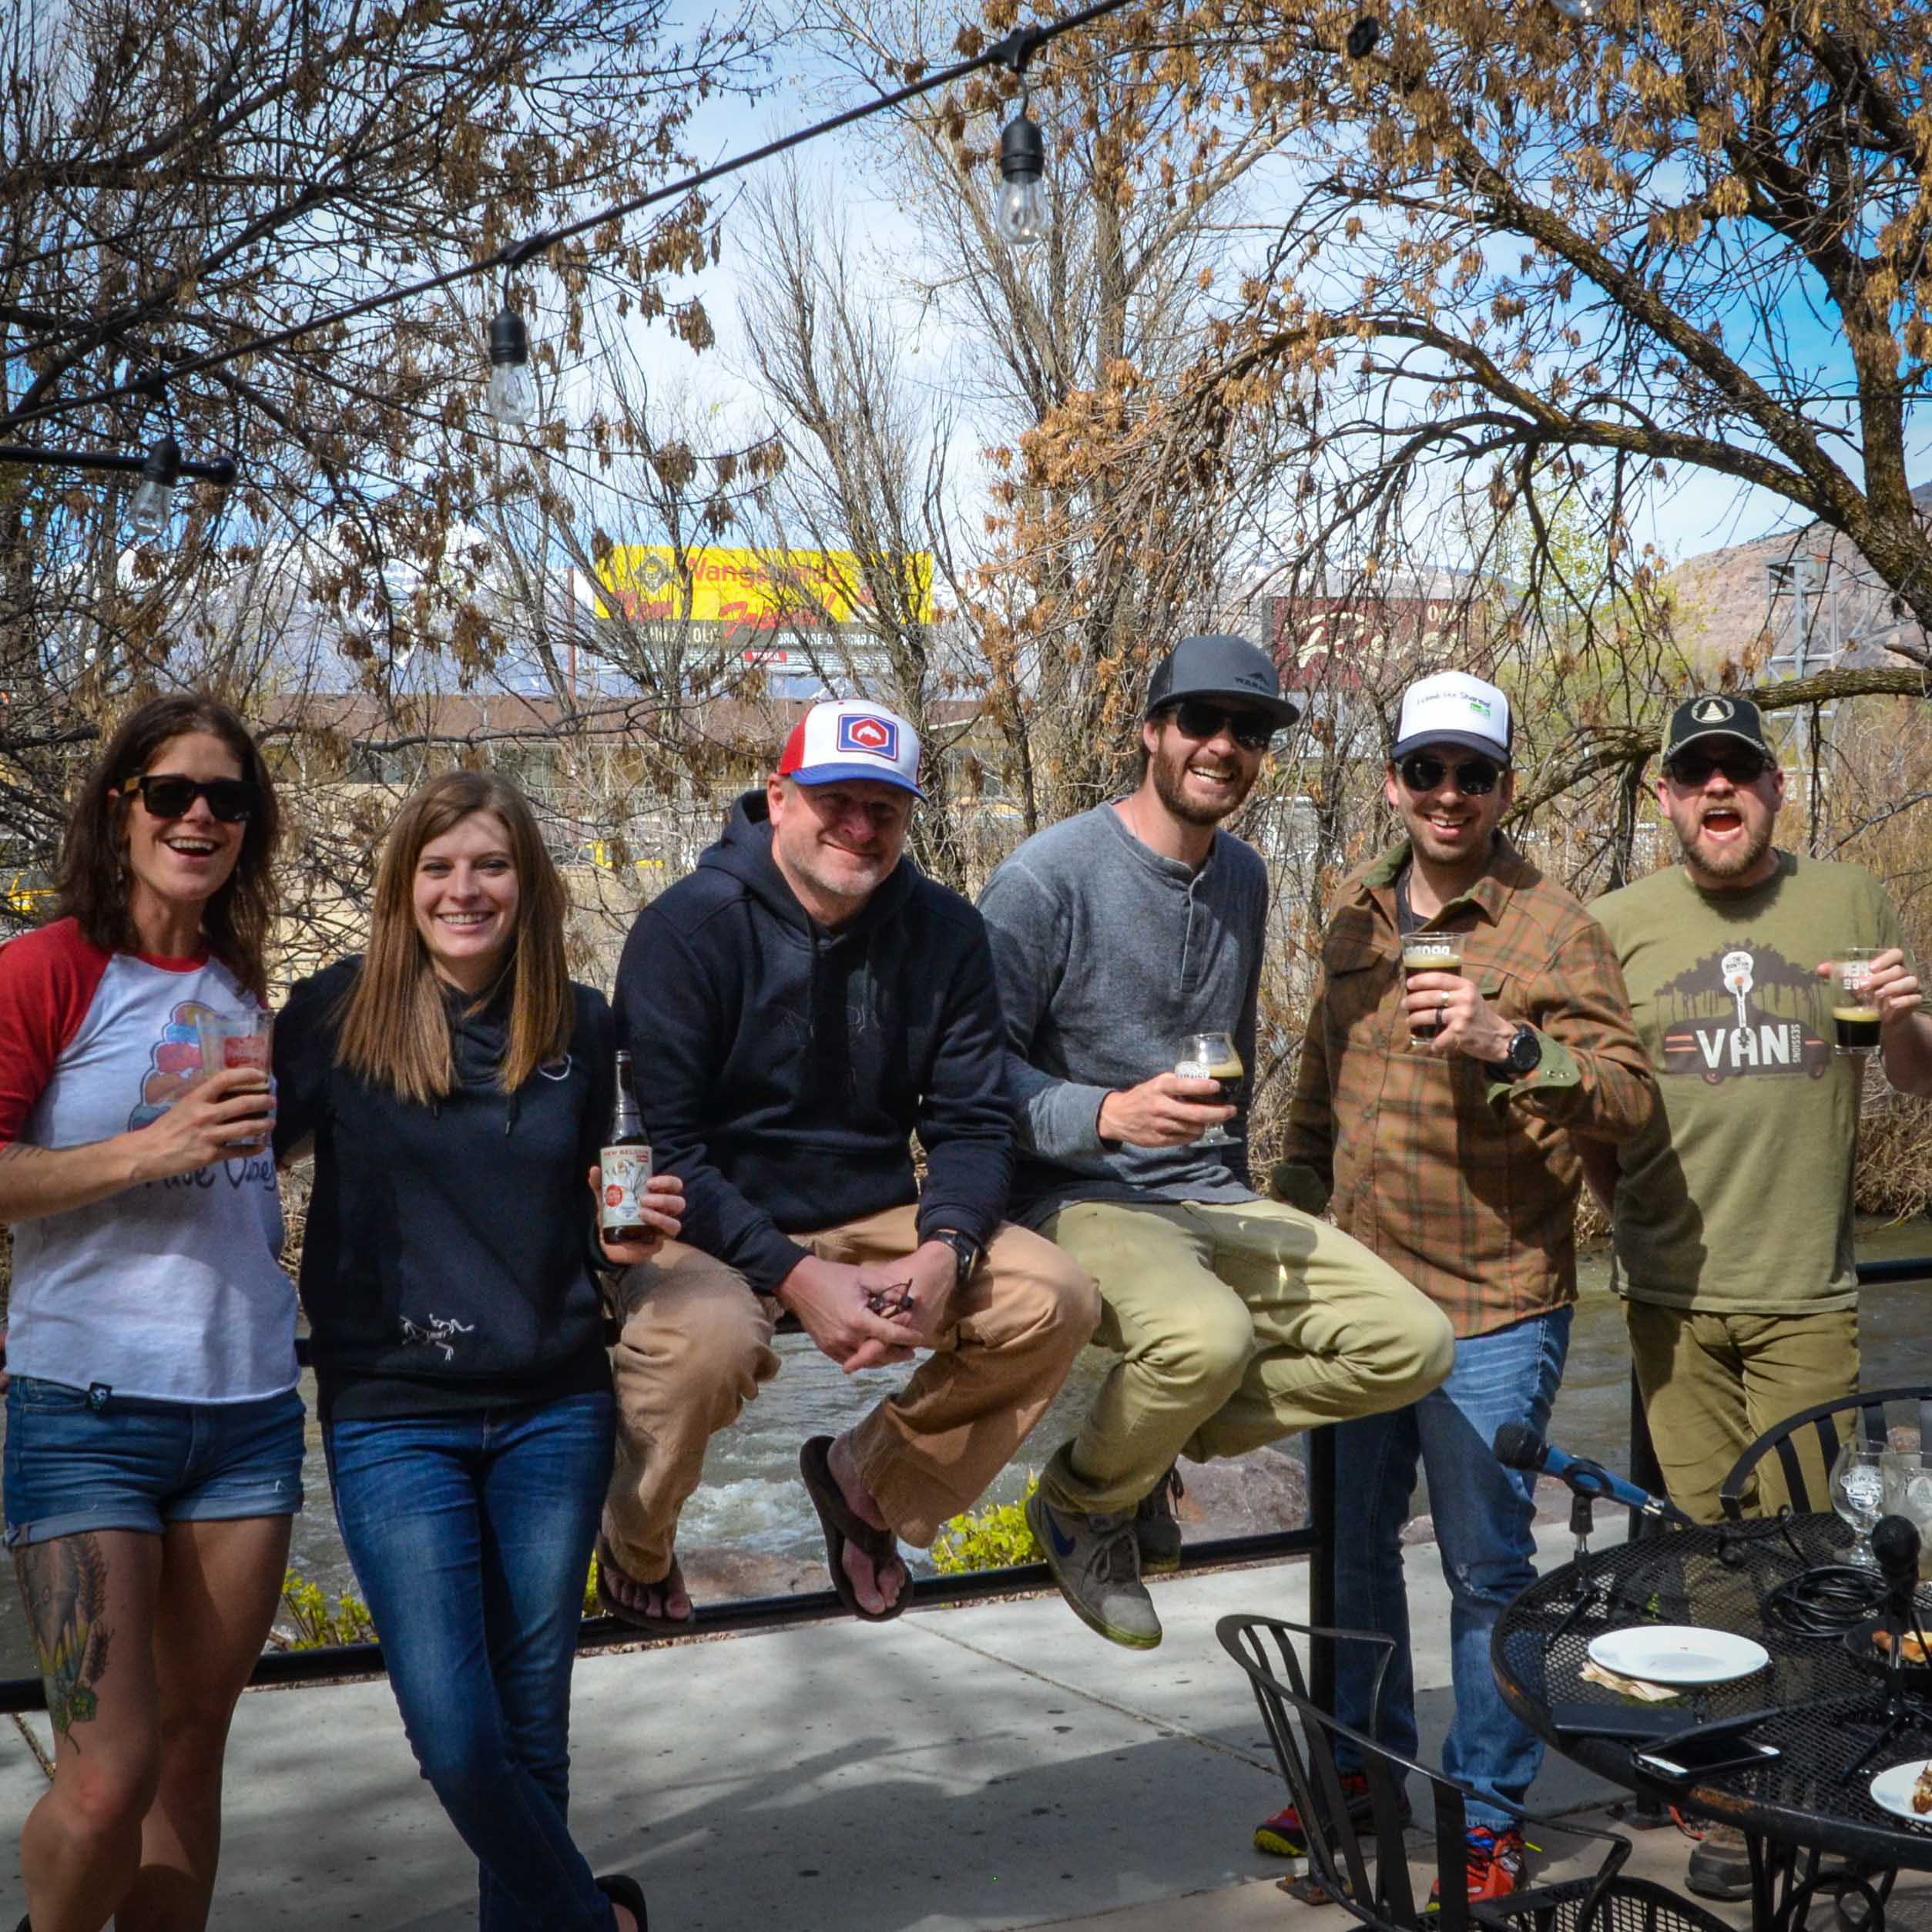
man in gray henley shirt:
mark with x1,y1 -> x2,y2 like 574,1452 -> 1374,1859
979,635 -> 1452,1649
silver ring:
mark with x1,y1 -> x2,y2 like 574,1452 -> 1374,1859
1439,992 -> 1449,1014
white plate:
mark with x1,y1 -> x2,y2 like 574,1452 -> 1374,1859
1585,1626 -> 1770,1685
1870,1761 -> 1932,1825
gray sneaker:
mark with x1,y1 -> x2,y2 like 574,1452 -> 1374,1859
1135,1464 -> 1185,1575
1027,1485 -> 1162,1649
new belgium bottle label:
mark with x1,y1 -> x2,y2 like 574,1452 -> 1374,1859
602,1048 -> 652,1239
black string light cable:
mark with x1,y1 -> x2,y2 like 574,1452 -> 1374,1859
0,0 -> 1133,438
0,435 -> 238,547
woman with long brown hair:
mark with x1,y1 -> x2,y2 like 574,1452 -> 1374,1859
273,769 -> 679,1932
0,692 -> 297,1932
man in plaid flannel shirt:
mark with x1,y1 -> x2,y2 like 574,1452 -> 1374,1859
1264,672 -> 1655,1903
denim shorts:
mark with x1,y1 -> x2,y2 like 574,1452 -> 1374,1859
3,1376 -> 306,1548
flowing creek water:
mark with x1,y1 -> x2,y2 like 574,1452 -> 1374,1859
3,1218 -> 1930,1685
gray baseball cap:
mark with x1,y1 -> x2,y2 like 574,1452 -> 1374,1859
1144,635 -> 1300,728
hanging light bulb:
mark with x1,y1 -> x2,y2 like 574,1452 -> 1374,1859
487,307 -> 537,426
128,435 -> 180,543
1548,0 -> 1604,21
995,108 -> 1048,249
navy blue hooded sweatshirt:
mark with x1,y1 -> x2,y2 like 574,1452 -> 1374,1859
614,790 -> 1014,1293
273,961 -> 615,1420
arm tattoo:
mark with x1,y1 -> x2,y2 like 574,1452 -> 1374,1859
0,1144 -> 46,1163
12,1535 -> 114,1746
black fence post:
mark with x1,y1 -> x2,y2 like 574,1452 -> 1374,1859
1308,1423 -> 1337,1711
1627,1366 -> 1666,1541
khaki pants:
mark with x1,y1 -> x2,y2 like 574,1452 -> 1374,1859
1036,1198 -> 1455,1517
602,1205 -> 1098,1582
1624,1300 -> 1861,1524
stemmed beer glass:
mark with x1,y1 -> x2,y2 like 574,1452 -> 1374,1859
1831,1440 -> 1889,1568
1176,1031 -> 1244,1149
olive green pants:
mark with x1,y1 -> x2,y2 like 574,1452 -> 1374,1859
1624,1300 -> 1860,1524
1036,1197 -> 1455,1517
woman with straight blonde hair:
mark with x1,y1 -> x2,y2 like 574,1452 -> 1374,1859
273,769 -> 680,1932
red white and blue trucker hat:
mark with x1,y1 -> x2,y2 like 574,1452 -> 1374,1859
777,699 -> 926,800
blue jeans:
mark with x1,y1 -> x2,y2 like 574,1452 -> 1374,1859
1330,1306 -> 1571,1830
325,1393 -> 619,1932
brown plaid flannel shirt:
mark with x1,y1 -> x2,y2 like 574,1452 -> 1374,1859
1279,837 -> 1655,1337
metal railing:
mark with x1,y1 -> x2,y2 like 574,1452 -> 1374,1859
7,1251 -> 1922,1717
0,1386 -> 1335,1716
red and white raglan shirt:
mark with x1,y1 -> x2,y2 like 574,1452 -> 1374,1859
0,918 -> 297,1403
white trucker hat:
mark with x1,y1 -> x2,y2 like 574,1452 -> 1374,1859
1390,672 -> 1513,763
777,698 -> 926,800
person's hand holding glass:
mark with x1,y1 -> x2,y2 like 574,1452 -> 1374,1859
1400,934 -> 1464,1052
1174,1031 -> 1245,1147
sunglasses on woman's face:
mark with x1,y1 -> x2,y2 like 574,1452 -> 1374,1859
1397,752 -> 1503,797
122,773 -> 261,823
1168,700 -> 1280,752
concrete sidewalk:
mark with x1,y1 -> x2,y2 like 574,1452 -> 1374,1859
0,1517 -> 1759,1931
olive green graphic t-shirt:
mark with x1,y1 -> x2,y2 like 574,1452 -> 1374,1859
1592,852 -> 1910,1313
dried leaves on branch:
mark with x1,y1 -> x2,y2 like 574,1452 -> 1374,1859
0,0 -> 746,917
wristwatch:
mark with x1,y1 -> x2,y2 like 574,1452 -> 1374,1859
1491,1022 -> 1543,1077
929,1228 -> 985,1289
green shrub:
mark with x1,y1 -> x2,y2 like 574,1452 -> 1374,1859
279,1558 -> 601,1649
279,1570 -> 377,1649
931,1475 -> 1042,1574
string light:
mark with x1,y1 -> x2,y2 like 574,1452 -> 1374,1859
128,436 -> 182,544
995,103 -> 1048,248
486,307 -> 536,426
2,0 -> 1147,434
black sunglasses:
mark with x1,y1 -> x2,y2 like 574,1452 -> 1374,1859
1167,700 -> 1279,752
122,773 -> 261,823
1665,748 -> 1771,787
1397,752 -> 1503,797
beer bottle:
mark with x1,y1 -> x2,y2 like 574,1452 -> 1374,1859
600,1049 -> 652,1244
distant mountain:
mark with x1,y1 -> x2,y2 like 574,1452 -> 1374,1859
1667,480 -> 1932,675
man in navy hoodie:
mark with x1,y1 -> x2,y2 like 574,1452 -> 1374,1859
599,699 -> 1098,1627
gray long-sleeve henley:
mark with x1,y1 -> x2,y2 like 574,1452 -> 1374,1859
978,801 -> 1267,1226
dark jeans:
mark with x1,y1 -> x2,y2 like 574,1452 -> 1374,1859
326,1392 -> 619,1932
1331,1306 -> 1572,1830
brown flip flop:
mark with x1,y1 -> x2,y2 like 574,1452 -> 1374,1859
799,1434 -> 908,1622
594,1535 -> 695,1636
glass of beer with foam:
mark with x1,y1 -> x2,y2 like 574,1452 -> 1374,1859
1833,947 -> 1883,1057
1176,1031 -> 1244,1147
1400,933 -> 1464,1051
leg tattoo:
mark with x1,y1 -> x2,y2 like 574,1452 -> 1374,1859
12,1535 -> 114,1746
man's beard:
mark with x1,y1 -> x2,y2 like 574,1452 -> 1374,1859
1676,813 -> 1774,880
1150,740 -> 1254,827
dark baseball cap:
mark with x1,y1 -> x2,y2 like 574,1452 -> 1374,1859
1664,694 -> 1774,765
1145,635 -> 1300,728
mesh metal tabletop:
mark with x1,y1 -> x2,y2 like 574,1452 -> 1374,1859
1493,1514 -> 1932,1870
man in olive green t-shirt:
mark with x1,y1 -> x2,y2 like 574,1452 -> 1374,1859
1585,696 -> 1932,1542
1582,693 -> 1932,1902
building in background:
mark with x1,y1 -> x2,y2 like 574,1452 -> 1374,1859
589,544 -> 937,701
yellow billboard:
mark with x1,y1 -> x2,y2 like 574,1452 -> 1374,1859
594,545 -> 934,629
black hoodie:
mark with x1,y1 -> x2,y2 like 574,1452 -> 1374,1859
614,790 -> 1013,1292
273,960 -> 615,1420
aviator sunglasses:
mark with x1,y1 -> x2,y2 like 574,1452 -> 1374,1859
1397,751 -> 1503,797
121,773 -> 262,823
1167,700 -> 1280,752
